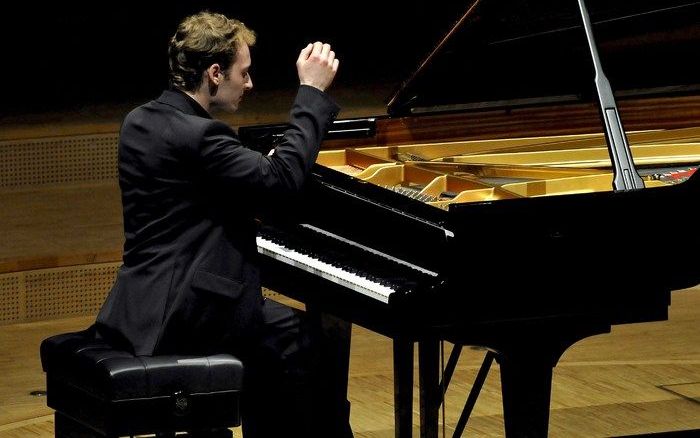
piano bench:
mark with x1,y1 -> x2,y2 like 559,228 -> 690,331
40,328 -> 243,438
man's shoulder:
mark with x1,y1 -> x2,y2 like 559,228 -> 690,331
122,100 -> 234,140
122,98 -> 161,121
123,98 -> 209,126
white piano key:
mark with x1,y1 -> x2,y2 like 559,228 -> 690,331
257,236 -> 395,304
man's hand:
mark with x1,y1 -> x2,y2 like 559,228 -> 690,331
296,42 -> 339,92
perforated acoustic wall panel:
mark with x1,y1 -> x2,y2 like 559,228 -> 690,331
0,263 -> 121,324
0,275 -> 22,324
0,133 -> 119,188
0,264 -> 286,324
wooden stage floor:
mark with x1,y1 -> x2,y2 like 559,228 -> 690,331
0,286 -> 699,437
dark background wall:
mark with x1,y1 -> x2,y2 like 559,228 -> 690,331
0,1 -> 469,115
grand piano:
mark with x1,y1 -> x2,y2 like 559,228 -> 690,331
241,1 -> 700,436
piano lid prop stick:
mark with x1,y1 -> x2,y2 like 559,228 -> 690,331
576,0 -> 645,191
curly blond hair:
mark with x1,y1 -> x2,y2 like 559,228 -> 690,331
168,11 -> 256,91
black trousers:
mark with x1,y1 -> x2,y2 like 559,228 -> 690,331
241,298 -> 354,438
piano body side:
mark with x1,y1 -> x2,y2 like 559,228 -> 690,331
244,90 -> 700,336
446,166 -> 700,325
241,0 -> 700,335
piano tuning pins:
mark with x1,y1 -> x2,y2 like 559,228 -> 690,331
416,194 -> 438,202
383,185 -> 438,202
394,152 -> 428,162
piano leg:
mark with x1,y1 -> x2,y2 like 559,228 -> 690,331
393,339 -> 414,438
410,338 -> 551,438
393,338 -> 442,438
446,319 -> 610,437
307,307 -> 353,435
419,340 -> 441,438
498,346 -> 554,438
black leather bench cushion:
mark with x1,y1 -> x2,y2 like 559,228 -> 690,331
41,329 -> 243,435
40,329 -> 243,400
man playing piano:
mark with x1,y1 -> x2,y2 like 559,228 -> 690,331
94,11 -> 352,438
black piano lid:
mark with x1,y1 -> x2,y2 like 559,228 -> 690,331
387,0 -> 700,116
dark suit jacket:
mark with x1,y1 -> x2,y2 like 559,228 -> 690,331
96,86 -> 339,356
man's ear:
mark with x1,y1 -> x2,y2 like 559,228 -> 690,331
206,64 -> 223,86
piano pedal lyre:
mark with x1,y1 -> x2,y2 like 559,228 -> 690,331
438,343 -> 496,437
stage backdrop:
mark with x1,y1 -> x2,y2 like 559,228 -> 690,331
1,1 -> 469,115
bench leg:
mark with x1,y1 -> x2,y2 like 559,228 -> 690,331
55,411 -> 234,438
55,412 -> 109,438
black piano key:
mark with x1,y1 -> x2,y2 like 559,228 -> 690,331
258,225 -> 437,294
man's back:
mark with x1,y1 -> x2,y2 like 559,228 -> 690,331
97,86 -> 339,356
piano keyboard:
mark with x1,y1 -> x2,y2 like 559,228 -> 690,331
257,224 -> 439,304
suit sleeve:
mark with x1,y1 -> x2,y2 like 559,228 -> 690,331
198,85 -> 339,192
